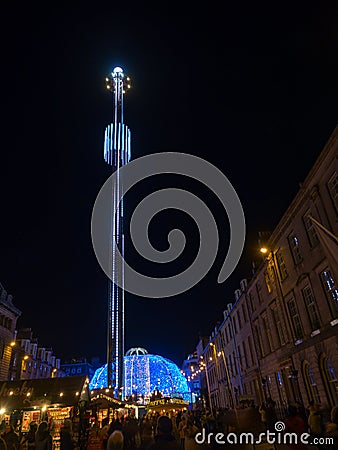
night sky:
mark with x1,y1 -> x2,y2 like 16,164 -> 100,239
1,3 -> 338,368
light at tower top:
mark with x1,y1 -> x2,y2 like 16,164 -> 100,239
105,66 -> 132,93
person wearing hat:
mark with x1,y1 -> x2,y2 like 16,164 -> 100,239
148,415 -> 180,449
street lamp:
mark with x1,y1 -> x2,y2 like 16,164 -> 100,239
210,343 -> 223,409
202,355 -> 213,415
218,348 -> 236,409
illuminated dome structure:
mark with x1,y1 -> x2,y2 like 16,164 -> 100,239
89,348 -> 190,401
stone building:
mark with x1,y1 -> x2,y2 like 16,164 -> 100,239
201,125 -> 338,416
9,328 -> 63,380
0,284 -> 21,380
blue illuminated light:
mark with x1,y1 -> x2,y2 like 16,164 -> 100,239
89,352 -> 190,402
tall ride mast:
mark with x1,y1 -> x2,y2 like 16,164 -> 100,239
104,67 -> 131,398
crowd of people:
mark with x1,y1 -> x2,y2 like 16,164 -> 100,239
282,401 -> 338,450
96,401 -> 338,450
0,419 -> 76,450
0,401 -> 337,450
98,410 -> 205,450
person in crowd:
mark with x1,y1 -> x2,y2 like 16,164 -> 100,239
20,422 -> 37,450
265,397 -> 277,431
108,419 -> 123,436
148,416 -> 180,450
205,411 -> 216,434
284,405 -> 308,450
139,416 -> 153,449
258,402 -> 267,428
34,422 -> 52,450
183,419 -> 199,450
99,420 -> 110,450
323,405 -> 338,450
0,435 -> 6,450
308,403 -> 325,441
295,401 -> 308,426
177,417 -> 186,449
60,420 -> 76,450
107,430 -> 123,450
1,424 -> 19,450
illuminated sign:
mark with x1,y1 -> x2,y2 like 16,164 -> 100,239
0,381 -> 34,398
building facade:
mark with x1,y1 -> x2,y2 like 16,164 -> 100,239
0,284 -> 21,381
61,357 -> 100,380
9,328 -> 63,381
202,125 -> 338,416
181,351 -> 201,407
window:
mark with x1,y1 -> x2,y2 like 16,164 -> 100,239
242,303 -> 248,323
273,307 -> 287,345
77,367 -> 82,374
289,234 -> 302,264
237,345 -> 243,370
242,341 -> 248,368
276,250 -> 288,280
248,292 -> 256,312
248,335 -> 255,365
302,285 -> 321,330
228,355 -> 233,377
328,172 -> 338,213
253,323 -> 264,357
288,298 -> 303,340
303,214 -> 319,247
232,352 -> 237,375
224,326 -> 228,344
303,362 -> 321,404
256,282 -> 263,304
320,269 -> 338,316
264,271 -> 273,293
232,316 -> 237,334
237,310 -> 242,330
221,329 -> 226,347
262,315 -> 273,353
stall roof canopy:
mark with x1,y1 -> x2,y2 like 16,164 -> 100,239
0,376 -> 89,411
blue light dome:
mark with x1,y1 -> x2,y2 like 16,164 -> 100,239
89,349 -> 190,401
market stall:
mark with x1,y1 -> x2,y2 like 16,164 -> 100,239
0,376 -> 90,450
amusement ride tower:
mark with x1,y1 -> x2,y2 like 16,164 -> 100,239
104,67 -> 131,398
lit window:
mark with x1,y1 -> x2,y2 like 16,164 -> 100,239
288,234 -> 302,264
320,269 -> 338,317
276,250 -> 288,281
264,271 -> 273,293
